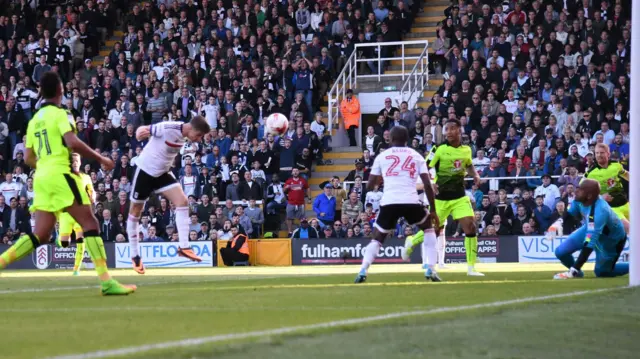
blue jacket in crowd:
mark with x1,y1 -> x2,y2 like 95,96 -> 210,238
313,193 -> 336,222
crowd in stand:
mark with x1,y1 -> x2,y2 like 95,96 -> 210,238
346,0 -> 632,238
0,0 -> 421,243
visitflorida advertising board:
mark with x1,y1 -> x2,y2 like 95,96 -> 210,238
518,236 -> 630,263
115,241 -> 215,268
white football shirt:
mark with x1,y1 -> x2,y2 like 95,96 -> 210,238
137,121 -> 185,177
371,147 -> 429,206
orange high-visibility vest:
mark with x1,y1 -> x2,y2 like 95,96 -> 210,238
231,234 -> 249,255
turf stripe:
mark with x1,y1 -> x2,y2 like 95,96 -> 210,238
44,286 -> 629,359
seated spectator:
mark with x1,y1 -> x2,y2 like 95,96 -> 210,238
219,225 -> 249,266
291,218 -> 319,239
342,192 -> 363,224
511,205 -> 531,235
142,226 -> 163,242
490,214 -> 512,235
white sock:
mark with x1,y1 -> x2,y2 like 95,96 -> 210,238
423,229 -> 437,269
437,231 -> 446,265
359,240 -> 381,274
127,215 -> 140,258
176,206 -> 191,249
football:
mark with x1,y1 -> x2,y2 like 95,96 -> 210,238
265,113 -> 289,135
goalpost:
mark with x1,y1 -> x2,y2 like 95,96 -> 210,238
630,2 -> 640,287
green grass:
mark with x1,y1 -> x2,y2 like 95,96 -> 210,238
0,265 -> 637,359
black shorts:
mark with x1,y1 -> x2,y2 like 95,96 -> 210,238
130,167 -> 180,202
374,204 -> 428,233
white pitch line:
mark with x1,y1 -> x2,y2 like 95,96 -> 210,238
0,275 -> 292,295
44,286 -> 629,359
0,305 -> 393,313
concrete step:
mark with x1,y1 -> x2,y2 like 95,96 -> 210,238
415,15 -> 445,24
316,164 -> 353,172
332,146 -> 362,152
323,151 -> 362,160
328,158 -> 360,165
410,26 -> 438,34
308,171 -> 351,185
422,5 -> 448,12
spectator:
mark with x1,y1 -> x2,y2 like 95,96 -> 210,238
245,199 -> 264,238
511,205 -> 531,235
534,174 -> 561,211
533,195 -> 553,234
340,89 -> 361,146
284,168 -> 310,236
266,174 -> 286,215
142,226 -> 163,242
292,218 -> 319,239
364,183 -> 383,213
100,209 -> 121,242
313,183 -> 336,228
220,225 -> 249,266
238,171 -> 262,201
342,192 -> 363,224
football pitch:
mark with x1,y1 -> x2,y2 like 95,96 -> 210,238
1,264 -> 638,359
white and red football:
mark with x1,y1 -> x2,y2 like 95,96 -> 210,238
265,113 -> 289,135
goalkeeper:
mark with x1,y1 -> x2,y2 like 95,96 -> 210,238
549,179 -> 628,279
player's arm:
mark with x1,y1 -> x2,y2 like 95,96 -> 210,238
466,161 -> 481,186
136,125 -> 152,141
617,163 -> 630,182
420,172 -> 439,227
64,132 -> 114,170
24,147 -> 37,169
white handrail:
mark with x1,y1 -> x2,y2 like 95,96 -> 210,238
398,43 -> 430,108
326,40 -> 430,142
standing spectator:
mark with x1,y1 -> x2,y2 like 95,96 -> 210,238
534,174 -> 561,211
313,183 -> 336,228
340,89 -> 361,146
533,195 -> 553,233
284,168 -> 310,236
100,209 -> 121,242
0,174 -> 22,201
245,199 -> 264,238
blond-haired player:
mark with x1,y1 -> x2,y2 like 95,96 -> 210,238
56,153 -> 95,275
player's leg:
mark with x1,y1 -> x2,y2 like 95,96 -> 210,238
594,237 -> 629,278
0,210 -> 55,269
1,174 -> 67,269
127,201 -> 146,274
355,205 -> 396,283
160,185 -> 202,262
403,199 -> 450,258
451,197 -> 483,276
57,212 -> 74,248
407,205 -> 441,282
437,219 -> 448,268
72,224 -> 85,275
554,226 -> 587,270
64,173 -> 135,295
611,203 -> 630,234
